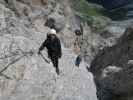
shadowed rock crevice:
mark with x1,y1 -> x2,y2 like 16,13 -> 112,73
90,27 -> 133,100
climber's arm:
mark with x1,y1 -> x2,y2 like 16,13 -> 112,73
38,40 -> 48,54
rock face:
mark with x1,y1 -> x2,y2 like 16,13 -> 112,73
90,27 -> 133,100
0,0 -> 98,100
2,0 -> 133,100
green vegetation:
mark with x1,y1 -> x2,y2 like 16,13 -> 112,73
71,0 -> 109,32
72,0 -> 103,16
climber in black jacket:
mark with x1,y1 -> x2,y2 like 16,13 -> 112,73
38,29 -> 62,75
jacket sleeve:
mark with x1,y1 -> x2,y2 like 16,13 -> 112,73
39,39 -> 48,51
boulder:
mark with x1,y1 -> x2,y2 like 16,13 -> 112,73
48,13 -> 66,32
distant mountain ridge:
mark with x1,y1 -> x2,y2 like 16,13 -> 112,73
88,0 -> 131,10
87,0 -> 133,20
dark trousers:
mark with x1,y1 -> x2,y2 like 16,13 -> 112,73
75,55 -> 82,67
49,54 -> 59,74
51,56 -> 58,69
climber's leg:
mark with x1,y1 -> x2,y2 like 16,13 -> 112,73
51,56 -> 60,75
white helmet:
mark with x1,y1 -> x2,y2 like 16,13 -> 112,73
49,29 -> 56,35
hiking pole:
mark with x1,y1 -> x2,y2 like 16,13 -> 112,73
39,52 -> 50,64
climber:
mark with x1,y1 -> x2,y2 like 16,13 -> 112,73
74,28 -> 83,67
38,29 -> 62,75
